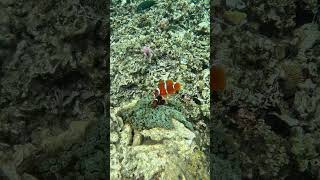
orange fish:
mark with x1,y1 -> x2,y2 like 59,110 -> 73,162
152,80 -> 181,108
210,64 -> 225,92
155,79 -> 181,97
152,94 -> 166,108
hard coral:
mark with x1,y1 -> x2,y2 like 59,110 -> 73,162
248,0 -> 296,37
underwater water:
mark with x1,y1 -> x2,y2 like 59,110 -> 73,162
110,0 -> 210,179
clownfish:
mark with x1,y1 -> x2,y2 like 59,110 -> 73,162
210,63 -> 225,103
152,94 -> 166,108
152,80 -> 181,108
210,64 -> 225,92
154,80 -> 181,97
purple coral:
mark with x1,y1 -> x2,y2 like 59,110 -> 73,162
142,45 -> 153,59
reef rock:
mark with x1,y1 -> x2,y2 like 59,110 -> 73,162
111,117 -> 209,180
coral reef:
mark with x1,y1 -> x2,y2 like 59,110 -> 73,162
36,119 -> 107,179
211,0 -> 320,179
111,0 -> 210,179
111,104 -> 209,179
0,0 -> 107,179
111,0 -> 210,108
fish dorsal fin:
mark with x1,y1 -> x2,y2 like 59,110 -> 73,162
173,82 -> 181,92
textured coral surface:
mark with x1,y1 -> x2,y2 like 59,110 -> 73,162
110,0 -> 210,179
211,0 -> 320,179
0,0 -> 107,179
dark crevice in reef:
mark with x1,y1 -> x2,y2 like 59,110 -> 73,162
284,164 -> 315,180
258,20 -> 280,38
294,1 -> 315,28
263,113 -> 291,138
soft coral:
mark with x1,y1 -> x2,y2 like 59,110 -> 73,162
142,45 -> 153,59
